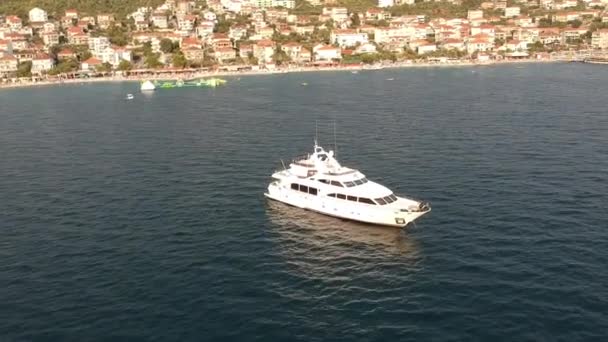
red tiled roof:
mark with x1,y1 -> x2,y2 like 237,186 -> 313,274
256,39 -> 275,47
83,57 -> 102,65
58,48 -> 75,55
216,47 -> 235,52
34,53 -> 51,60
333,29 -> 358,34
282,42 -> 301,47
0,54 -> 17,61
7,15 -> 21,23
316,45 -> 338,51
182,37 -> 201,45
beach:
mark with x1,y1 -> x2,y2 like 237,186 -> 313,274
0,58 -> 557,90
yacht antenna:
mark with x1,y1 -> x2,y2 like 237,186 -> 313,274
280,159 -> 286,170
315,120 -> 318,146
333,121 -> 337,157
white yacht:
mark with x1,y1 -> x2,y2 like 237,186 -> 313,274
265,143 -> 431,227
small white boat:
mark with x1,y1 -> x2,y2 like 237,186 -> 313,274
265,142 -> 431,227
386,78 -> 394,81
351,70 -> 359,74
126,94 -> 134,100
301,82 -> 308,86
140,80 -> 156,91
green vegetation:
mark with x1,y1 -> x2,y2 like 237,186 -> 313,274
337,0 -> 376,13
96,62 -> 113,72
145,53 -> 162,68
291,0 -> 322,15
172,51 -> 188,68
17,61 -> 32,77
104,25 -> 130,46
390,0 -> 482,18
48,58 -> 79,75
117,60 -> 133,71
272,47 -> 290,65
160,38 -> 178,53
0,0 -> 165,20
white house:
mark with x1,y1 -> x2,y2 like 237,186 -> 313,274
88,36 -> 111,56
0,53 -> 18,75
592,29 -> 608,49
504,6 -> 521,17
467,10 -> 484,20
203,11 -> 217,22
151,12 -> 169,28
379,0 -> 395,7
197,21 -> 215,38
313,44 -> 342,61
81,57 -> 103,71
354,42 -> 378,54
104,46 -> 133,67
272,0 -> 296,8
0,40 -> 14,54
467,37 -> 493,54
178,15 -> 197,31
331,29 -> 368,47
323,7 -> 349,23
41,31 -> 60,47
32,53 -> 54,74
417,42 -> 437,54
29,7 -> 48,22
442,38 -> 466,51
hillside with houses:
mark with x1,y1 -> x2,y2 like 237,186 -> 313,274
1,0 -> 608,78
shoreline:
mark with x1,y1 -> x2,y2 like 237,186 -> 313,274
0,58 -> 561,90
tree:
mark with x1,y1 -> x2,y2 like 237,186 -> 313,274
17,61 -> 32,77
272,48 -> 291,65
145,53 -> 163,68
570,19 -> 582,28
247,52 -> 259,65
351,13 -> 361,27
117,60 -> 133,71
214,16 -> 232,33
48,58 -> 79,75
172,51 -> 188,68
106,25 -> 129,46
80,50 -> 92,61
160,38 -> 175,53
96,62 -> 113,73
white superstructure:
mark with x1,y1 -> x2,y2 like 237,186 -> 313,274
265,143 -> 431,227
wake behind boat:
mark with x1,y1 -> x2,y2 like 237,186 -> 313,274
265,143 -> 430,227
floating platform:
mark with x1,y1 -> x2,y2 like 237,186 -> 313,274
147,78 -> 227,90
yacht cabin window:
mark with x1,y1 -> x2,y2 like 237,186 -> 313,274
290,183 -> 318,196
330,180 -> 343,187
358,197 -> 376,205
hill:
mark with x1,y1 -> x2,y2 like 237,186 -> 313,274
0,0 -> 165,19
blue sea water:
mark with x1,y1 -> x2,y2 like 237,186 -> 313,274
1,63 -> 607,341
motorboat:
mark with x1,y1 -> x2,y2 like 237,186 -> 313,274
265,143 -> 431,227
140,80 -> 156,91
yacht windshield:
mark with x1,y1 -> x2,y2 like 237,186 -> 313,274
344,178 -> 368,187
374,194 -> 398,205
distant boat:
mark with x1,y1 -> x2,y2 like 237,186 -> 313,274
140,80 -> 156,91
386,78 -> 394,81
351,70 -> 359,74
301,82 -> 308,86
126,94 -> 134,100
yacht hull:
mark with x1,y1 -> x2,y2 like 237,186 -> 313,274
265,185 -> 429,228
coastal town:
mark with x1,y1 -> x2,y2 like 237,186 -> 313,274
1,0 -> 608,83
